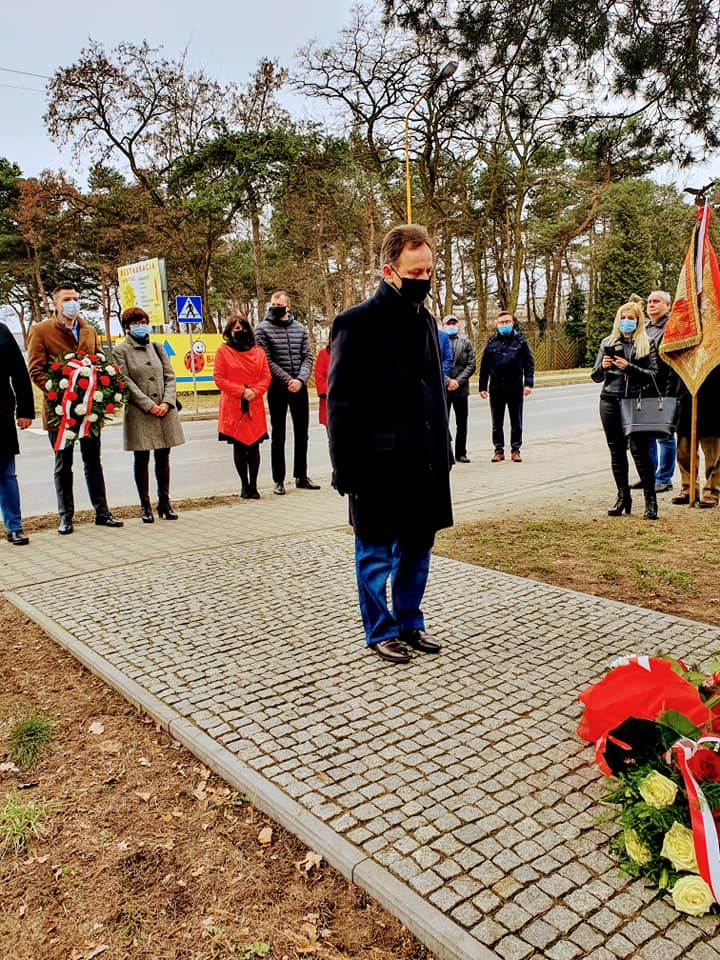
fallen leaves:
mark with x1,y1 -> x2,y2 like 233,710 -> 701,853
97,740 -> 121,755
296,851 -> 323,876
88,721 -> 104,735
257,827 -> 273,846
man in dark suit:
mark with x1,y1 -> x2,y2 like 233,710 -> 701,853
0,323 -> 34,545
327,224 -> 453,664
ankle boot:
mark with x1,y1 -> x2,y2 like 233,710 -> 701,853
140,498 -> 154,523
240,482 -> 251,499
608,488 -> 631,516
157,499 -> 178,520
644,491 -> 658,520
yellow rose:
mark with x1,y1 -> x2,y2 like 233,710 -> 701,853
671,874 -> 715,916
624,828 -> 652,865
638,770 -> 678,808
661,822 -> 698,873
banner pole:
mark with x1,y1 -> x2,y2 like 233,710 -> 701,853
689,393 -> 698,506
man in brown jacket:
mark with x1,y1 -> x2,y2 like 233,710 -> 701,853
27,283 -> 123,535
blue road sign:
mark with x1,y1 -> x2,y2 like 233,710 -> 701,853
176,295 -> 203,324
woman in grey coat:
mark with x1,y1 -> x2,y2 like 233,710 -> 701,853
113,308 -> 185,522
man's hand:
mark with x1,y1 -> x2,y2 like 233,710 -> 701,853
16,418 -> 32,429
447,378 -> 459,391
288,379 -> 302,393
524,387 -> 532,397
480,390 -> 488,399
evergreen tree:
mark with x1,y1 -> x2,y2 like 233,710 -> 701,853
564,284 -> 587,360
585,181 -> 655,362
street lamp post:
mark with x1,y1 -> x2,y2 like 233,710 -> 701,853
404,60 -> 458,224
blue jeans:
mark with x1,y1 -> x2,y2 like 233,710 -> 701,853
648,435 -> 677,485
0,455 -> 22,533
355,534 -> 434,646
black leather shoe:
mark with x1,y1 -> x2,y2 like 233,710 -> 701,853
399,628 -> 442,653
456,455 -> 470,463
6,530 -> 29,545
655,483 -> 673,493
295,477 -> 320,490
95,513 -> 124,527
58,519 -> 74,535
140,503 -> 154,523
371,638 -> 411,663
273,482 -> 285,496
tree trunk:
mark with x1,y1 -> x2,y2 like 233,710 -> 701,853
443,225 -> 454,318
250,207 -> 264,319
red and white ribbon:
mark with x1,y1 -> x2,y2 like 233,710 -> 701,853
53,359 -> 98,451
669,736 -> 720,903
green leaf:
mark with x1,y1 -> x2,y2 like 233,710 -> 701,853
657,710 -> 703,741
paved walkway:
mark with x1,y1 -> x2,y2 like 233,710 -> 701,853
3,443 -> 720,960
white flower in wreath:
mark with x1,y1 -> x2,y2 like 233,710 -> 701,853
75,404 -> 87,415
114,392 -> 122,402
64,430 -> 77,440
45,380 -> 53,391
82,357 -> 92,366
94,391 -> 104,402
55,405 -> 64,415
88,413 -> 98,423
97,352 -> 106,361
105,365 -> 116,374
59,378 -> 69,388
64,352 -> 74,359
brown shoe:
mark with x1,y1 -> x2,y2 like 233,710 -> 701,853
671,493 -> 690,505
511,451 -> 522,462
491,452 -> 504,462
699,497 -> 718,509
399,628 -> 441,653
371,638 -> 410,663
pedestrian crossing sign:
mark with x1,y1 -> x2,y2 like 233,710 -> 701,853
176,295 -> 203,324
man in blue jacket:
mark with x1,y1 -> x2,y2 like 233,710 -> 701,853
327,225 -> 452,664
478,312 -> 534,462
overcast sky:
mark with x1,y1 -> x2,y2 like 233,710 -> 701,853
1,0 -> 355,180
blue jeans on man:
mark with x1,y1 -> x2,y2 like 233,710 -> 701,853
355,535 -> 434,646
649,435 -> 677,487
0,455 -> 23,534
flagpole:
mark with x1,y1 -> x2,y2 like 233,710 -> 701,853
690,394 -> 698,506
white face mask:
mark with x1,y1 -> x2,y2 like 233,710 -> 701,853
60,299 -> 80,320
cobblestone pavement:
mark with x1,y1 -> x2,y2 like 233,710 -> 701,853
3,452 -> 719,959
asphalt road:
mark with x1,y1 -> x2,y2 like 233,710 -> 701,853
16,382 -> 603,517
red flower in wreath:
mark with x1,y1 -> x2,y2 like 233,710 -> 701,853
47,390 -> 58,400
118,380 -> 125,389
67,390 -> 78,401
689,748 -> 720,783
67,418 -> 77,427
51,361 -> 62,371
99,375 -> 110,386
62,365 -> 73,376
105,403 -> 115,413
89,355 -> 98,362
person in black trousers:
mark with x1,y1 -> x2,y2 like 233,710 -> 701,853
254,291 -> 319,496
591,301 -> 659,520
478,312 -> 534,462
443,315 -> 476,463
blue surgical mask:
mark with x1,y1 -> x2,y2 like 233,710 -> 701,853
130,324 -> 150,339
446,325 -> 458,337
619,319 -> 637,334
61,299 -> 80,320
497,324 -> 512,336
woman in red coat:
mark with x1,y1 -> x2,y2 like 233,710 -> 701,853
315,341 -> 330,427
214,315 -> 271,498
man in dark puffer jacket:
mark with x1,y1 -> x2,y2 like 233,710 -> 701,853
254,291 -> 319,495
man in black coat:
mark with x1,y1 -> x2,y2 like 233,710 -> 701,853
327,224 -> 453,664
478,312 -> 534,462
0,323 -> 34,545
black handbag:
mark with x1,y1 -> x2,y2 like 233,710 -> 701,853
620,374 -> 678,438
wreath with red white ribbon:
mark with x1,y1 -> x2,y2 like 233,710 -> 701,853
45,351 -> 128,450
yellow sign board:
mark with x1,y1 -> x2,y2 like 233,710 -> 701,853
149,333 -> 223,391
118,258 -> 165,328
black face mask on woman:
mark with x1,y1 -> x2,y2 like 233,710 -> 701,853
231,332 -> 254,351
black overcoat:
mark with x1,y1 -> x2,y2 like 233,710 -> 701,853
0,323 -> 34,458
327,281 -> 453,541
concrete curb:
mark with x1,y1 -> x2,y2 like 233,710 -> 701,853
5,590 -> 492,960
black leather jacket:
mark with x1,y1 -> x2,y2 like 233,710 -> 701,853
591,337 -> 659,398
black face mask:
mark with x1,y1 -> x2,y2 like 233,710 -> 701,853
231,332 -> 254,351
269,305 -> 287,320
391,268 -> 431,305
